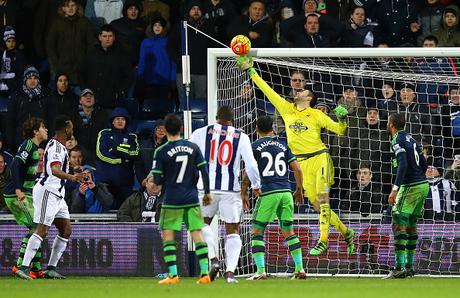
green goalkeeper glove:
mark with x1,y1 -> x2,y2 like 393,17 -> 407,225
334,104 -> 348,120
236,55 -> 255,75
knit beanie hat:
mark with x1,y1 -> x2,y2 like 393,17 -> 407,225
23,66 -> 40,83
3,26 -> 15,42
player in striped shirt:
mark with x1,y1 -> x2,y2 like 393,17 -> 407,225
4,118 -> 48,279
15,115 -> 85,280
189,106 -> 261,283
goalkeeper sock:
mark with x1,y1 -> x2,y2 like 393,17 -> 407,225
16,231 -> 33,267
406,233 -> 418,269
225,234 -> 242,273
195,242 -> 209,276
286,235 -> 303,272
163,241 -> 178,277
201,225 -> 217,260
31,247 -> 42,271
251,234 -> 265,274
394,232 -> 407,270
319,203 -> 331,243
330,210 -> 348,237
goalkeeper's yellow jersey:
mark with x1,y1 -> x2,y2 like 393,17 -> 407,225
250,71 -> 347,155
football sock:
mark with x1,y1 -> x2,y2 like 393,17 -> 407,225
201,225 -> 217,260
31,247 -> 42,271
16,231 -> 32,267
286,235 -> 303,272
48,235 -> 68,268
163,241 -> 178,277
195,242 -> 209,276
225,234 -> 242,273
394,231 -> 407,270
330,210 -> 348,237
251,234 -> 265,274
21,233 -> 43,267
319,203 -> 331,243
406,233 -> 418,269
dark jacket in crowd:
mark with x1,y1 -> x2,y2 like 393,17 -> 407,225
117,190 -> 161,222
339,18 -> 380,47
80,44 -> 134,108
33,0 -> 62,59
0,0 -> 17,38
0,47 -> 26,96
110,0 -> 146,66
441,102 -> 460,158
283,30 -> 331,48
424,177 -> 458,221
416,1 -> 445,45
48,85 -> 80,133
227,13 -> 273,48
46,13 -> 95,84
341,182 -> 385,214
202,0 -> 236,43
433,5 -> 460,47
397,101 -> 430,143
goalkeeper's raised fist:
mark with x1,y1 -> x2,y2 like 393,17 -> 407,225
237,55 -> 254,71
334,104 -> 348,120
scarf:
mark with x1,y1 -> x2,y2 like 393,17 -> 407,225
22,83 -> 42,99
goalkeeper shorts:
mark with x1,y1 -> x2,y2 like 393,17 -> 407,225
252,191 -> 294,231
3,193 -> 35,228
392,181 -> 429,226
299,151 -> 334,204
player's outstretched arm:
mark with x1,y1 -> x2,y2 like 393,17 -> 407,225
320,105 -> 348,136
236,56 -> 290,115
289,160 -> 304,206
51,164 -> 85,183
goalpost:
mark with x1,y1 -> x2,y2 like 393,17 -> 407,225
207,47 -> 460,277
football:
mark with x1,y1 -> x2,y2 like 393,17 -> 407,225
230,35 -> 251,56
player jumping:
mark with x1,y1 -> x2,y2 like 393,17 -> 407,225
385,113 -> 429,279
237,56 -> 355,256
243,116 -> 306,280
152,114 -> 212,285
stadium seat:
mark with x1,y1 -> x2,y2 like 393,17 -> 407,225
0,96 -> 8,113
141,98 -> 174,120
179,97 -> 207,114
119,97 -> 139,119
135,120 -> 156,140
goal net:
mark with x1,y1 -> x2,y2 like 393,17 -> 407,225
207,48 -> 460,277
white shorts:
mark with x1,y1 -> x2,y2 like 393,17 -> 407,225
199,191 -> 242,223
33,185 -> 70,226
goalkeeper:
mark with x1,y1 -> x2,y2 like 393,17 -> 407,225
237,56 -> 355,256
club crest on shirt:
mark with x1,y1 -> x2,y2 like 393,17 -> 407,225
289,120 -> 308,135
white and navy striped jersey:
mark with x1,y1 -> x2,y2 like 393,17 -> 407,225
190,124 -> 260,192
38,138 -> 69,198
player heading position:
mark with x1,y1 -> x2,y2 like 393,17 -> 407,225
4,118 -> 48,279
152,114 -> 212,285
15,115 -> 85,279
190,106 -> 261,283
244,116 -> 306,280
237,56 -> 355,256
386,113 -> 429,279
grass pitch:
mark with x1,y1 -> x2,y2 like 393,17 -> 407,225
1,277 -> 458,298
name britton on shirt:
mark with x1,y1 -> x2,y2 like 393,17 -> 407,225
256,140 -> 287,152
167,146 -> 194,157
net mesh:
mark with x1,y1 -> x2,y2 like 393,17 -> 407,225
214,54 -> 460,276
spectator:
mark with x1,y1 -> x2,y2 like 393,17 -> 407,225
203,0 -> 236,43
445,155 -> 460,190
396,83 -> 430,142
227,0 -> 273,48
0,152 -> 11,211
36,145 -> 45,178
73,88 -> 107,165
46,0 -> 95,86
138,15 -> 176,100
0,26 -> 26,97
282,13 -> 330,47
0,133 -> 13,166
357,106 -> 392,194
111,0 -> 146,67
441,86 -> 460,158
168,0 -> 217,100
135,119 -> 166,186
433,5 -> 460,46
280,0 -> 344,46
340,163 -> 385,215
273,0 -> 295,46
322,0 -> 357,22
365,0 -> 418,46
6,66 -> 51,152
117,173 -> 162,222
141,0 -> 170,23
375,80 -> 398,119
70,165 -> 114,213
424,165 -> 458,221
85,0 -> 124,33
96,107 -> 139,208
48,73 -> 80,133
0,0 -> 17,38
65,146 -> 85,206
339,6 -> 380,47
416,0 -> 445,46
80,24 -> 134,111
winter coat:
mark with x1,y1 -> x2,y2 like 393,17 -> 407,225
0,48 -> 26,96
433,5 -> 460,47
138,35 -> 176,85
117,191 -> 161,222
46,15 -> 95,84
227,15 -> 273,48
413,57 -> 453,105
0,0 -> 17,38
48,90 -> 80,133
341,182 -> 385,214
85,0 -> 124,32
80,45 -> 134,108
397,102 -> 430,143
284,30 -> 331,48
202,0 -> 236,43
95,107 -> 139,186
33,0 -> 62,59
417,2 -> 445,46
339,18 -> 380,47
71,181 -> 114,213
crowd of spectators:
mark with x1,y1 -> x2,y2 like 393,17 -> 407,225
0,0 -> 459,222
